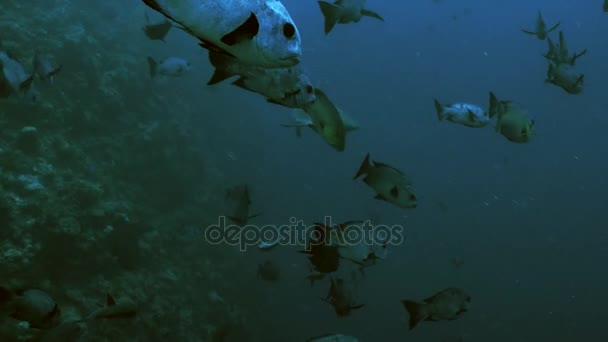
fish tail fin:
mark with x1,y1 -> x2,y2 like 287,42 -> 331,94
433,99 -> 444,121
400,300 -> 428,330
146,56 -> 157,78
354,153 -> 371,179
19,74 -> 34,92
318,1 -> 341,35
207,68 -> 234,85
361,8 -> 384,22
547,21 -> 560,33
248,212 -> 262,220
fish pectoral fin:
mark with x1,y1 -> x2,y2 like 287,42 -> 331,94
318,1 -> 342,35
547,22 -> 560,33
221,12 -> 259,46
199,39 -> 235,58
18,74 -> 34,92
401,300 -> 428,330
374,194 -> 387,201
207,67 -> 235,85
361,8 -> 384,21
248,212 -> 262,220
351,304 -> 365,310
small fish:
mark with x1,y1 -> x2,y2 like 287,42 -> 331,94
146,56 -> 191,78
141,0 -> 302,68
281,106 -> 359,138
354,153 -> 417,209
433,99 -> 490,128
32,51 -> 62,83
521,10 -> 560,40
490,92 -> 534,143
207,50 -> 315,108
6,288 -> 60,329
143,12 -> 174,41
306,333 -> 360,342
258,240 -> 278,251
400,288 -> 471,330
257,260 -> 280,282
318,0 -> 384,35
322,277 -> 364,317
332,220 -> 389,267
224,184 -> 261,226
300,88 -> 346,151
543,31 -> 587,66
545,63 -> 584,95
299,223 -> 341,275
0,51 -> 38,102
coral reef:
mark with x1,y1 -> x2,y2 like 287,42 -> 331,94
1,1 -> 252,341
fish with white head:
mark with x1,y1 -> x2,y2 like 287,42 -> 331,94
141,0 -> 302,68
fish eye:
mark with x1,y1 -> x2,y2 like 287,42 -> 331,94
306,85 -> 313,93
283,23 -> 296,39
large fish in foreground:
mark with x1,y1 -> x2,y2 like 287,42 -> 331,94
141,0 -> 302,68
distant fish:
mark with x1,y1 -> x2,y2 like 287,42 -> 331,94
146,56 -> 191,78
141,0 -> 302,68
433,99 -> 490,128
299,88 -> 346,151
400,288 -> 471,330
318,0 -> 384,35
322,277 -> 364,317
521,10 -> 560,40
281,106 -> 359,138
354,153 -> 417,209
257,260 -> 280,282
143,12 -> 174,42
224,184 -> 261,226
489,92 -> 534,143
545,63 -> 584,95
0,51 -> 38,102
33,51 -> 62,83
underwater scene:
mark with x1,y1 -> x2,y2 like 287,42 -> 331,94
1,0 -> 608,341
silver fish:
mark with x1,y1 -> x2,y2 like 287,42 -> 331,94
142,0 -> 302,68
146,56 -> 191,78
33,51 -> 62,83
0,51 -> 38,102
318,0 -> 384,35
433,99 -> 490,128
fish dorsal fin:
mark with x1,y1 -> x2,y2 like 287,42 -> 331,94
221,13 -> 259,46
360,8 -> 384,21
106,294 -> 116,306
19,74 -> 34,92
